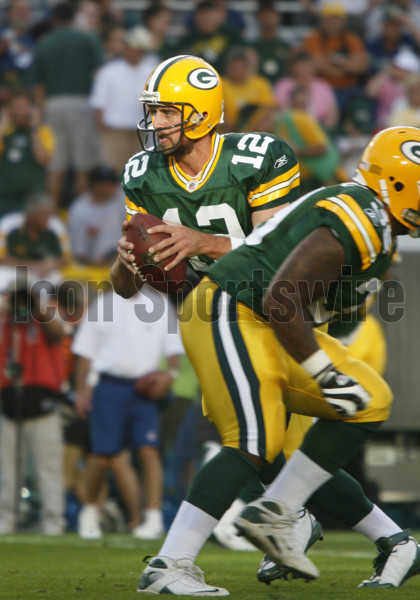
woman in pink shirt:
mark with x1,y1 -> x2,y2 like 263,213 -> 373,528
274,51 -> 339,132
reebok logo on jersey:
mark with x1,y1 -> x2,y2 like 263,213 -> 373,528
274,155 -> 288,168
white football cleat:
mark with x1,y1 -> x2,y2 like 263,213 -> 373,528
137,556 -> 229,595
358,530 -> 420,588
234,498 -> 319,581
257,507 -> 323,583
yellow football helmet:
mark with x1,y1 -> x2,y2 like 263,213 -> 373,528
354,126 -> 420,235
137,55 -> 224,153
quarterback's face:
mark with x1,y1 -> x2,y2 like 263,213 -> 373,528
149,105 -> 183,153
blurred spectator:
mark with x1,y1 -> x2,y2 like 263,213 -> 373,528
74,0 -> 101,35
388,72 -> 420,126
302,1 -> 369,116
0,90 -> 54,218
30,1 -> 103,206
176,1 -> 242,75
0,193 -> 71,282
0,0 -> 35,102
273,50 -> 339,133
68,165 -> 125,266
366,0 -> 420,43
0,283 -> 66,535
365,46 -> 420,128
366,5 -> 420,76
271,86 -> 345,192
222,47 -> 275,132
246,1 -> 291,85
184,0 -> 246,37
335,94 -> 375,177
143,4 -> 174,60
89,26 -> 159,173
101,23 -> 125,62
300,0 -> 371,37
57,279 -> 90,525
73,287 -> 184,539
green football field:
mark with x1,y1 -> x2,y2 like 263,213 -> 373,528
0,530 -> 419,600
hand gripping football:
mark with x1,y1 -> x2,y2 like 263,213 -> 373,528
126,212 -> 187,294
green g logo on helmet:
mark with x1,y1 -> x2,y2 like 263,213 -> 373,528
187,68 -> 219,90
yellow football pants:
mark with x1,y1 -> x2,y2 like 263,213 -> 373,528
180,279 -> 392,463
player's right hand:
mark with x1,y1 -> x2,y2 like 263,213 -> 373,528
316,365 -> 371,417
117,220 -> 136,274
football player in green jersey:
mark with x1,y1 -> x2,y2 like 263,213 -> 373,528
110,54 -> 300,294
137,127 -> 420,594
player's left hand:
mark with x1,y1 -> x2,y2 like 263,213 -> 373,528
147,222 -> 206,271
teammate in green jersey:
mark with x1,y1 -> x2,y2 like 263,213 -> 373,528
178,126 -> 420,590
110,56 -> 420,595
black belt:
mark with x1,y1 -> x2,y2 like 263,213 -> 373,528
99,373 -> 137,385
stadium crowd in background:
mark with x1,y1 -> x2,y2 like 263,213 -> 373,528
0,0 -> 419,552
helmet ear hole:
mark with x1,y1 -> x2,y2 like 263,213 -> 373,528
394,181 -> 404,192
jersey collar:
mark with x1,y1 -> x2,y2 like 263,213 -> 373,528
169,133 -> 224,193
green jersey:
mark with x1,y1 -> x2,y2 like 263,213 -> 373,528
122,132 -> 299,272
207,182 -> 395,324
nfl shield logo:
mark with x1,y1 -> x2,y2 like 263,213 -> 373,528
187,181 -> 198,193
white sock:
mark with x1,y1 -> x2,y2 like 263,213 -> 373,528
352,505 -> 402,543
263,450 -> 332,512
158,501 -> 218,561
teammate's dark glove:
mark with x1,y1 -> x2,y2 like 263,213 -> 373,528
301,349 -> 371,417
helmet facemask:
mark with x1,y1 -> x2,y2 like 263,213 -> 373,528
137,97 -> 205,154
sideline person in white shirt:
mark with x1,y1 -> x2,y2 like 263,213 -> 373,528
72,285 -> 184,540
89,26 -> 160,172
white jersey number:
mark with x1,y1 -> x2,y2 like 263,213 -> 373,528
162,204 -> 246,271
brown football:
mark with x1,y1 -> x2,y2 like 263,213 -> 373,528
126,212 -> 187,294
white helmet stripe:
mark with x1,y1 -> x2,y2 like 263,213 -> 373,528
146,55 -> 191,92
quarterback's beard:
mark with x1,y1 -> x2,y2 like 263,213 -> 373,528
159,133 -> 196,159
172,135 -> 196,160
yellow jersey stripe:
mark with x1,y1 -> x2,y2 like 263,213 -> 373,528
125,197 -> 147,222
336,194 -> 382,256
250,163 -> 300,198
316,198 -> 373,270
248,165 -> 300,204
249,169 -> 300,207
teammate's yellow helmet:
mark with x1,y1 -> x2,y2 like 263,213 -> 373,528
137,55 -> 224,152
354,126 -> 420,234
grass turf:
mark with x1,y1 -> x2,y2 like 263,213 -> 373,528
0,530 -> 420,599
